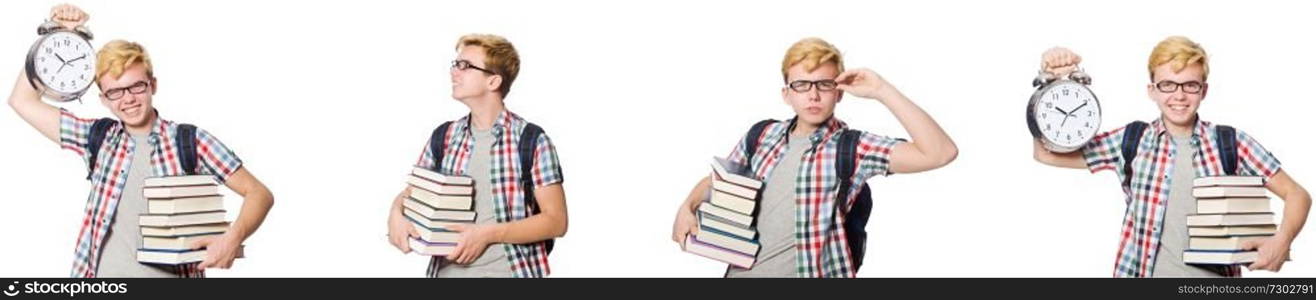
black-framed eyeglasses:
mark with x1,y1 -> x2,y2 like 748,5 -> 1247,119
452,59 -> 497,75
1154,80 -> 1205,94
787,79 -> 839,93
100,81 -> 150,101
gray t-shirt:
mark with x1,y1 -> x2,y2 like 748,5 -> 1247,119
727,133 -> 810,277
98,133 -> 179,277
1152,134 -> 1224,277
435,127 -> 514,277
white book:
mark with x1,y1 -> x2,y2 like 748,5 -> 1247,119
144,175 -> 217,187
1184,251 -> 1257,265
409,237 -> 456,256
407,175 -> 474,196
139,211 -> 226,227
142,233 -> 224,251
1188,225 -> 1278,237
698,201 -> 753,228
694,227 -> 759,255
411,167 -> 474,186
1188,235 -> 1271,251
143,185 -> 220,199
699,212 -> 756,240
684,235 -> 755,268
408,221 -> 462,244
1193,186 -> 1268,198
712,180 -> 759,202
710,157 -> 763,190
140,222 -> 229,237
403,198 -> 477,222
1187,213 -> 1275,227
403,208 -> 473,228
709,189 -> 756,216
147,195 -> 224,214
410,188 -> 474,211
137,249 -> 206,265
1196,198 -> 1271,214
1193,176 -> 1265,187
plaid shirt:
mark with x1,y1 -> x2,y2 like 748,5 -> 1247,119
724,117 -> 902,277
59,109 -> 243,278
1082,117 -> 1281,277
415,110 -> 564,278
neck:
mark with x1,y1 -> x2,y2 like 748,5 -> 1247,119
1163,115 -> 1197,137
465,95 -> 506,131
792,119 -> 821,136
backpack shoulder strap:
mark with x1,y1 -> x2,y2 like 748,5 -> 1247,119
743,119 -> 777,162
428,121 -> 455,170
518,122 -> 546,213
835,129 -> 862,204
175,124 -> 199,176
85,118 -> 118,180
1215,125 -> 1239,175
1121,121 -> 1149,187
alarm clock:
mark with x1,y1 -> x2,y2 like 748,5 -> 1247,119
25,20 -> 96,102
1026,70 -> 1101,153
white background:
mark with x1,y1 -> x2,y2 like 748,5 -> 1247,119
1,0 -> 1312,277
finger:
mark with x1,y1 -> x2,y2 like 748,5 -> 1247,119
188,236 -> 214,250
1239,239 -> 1261,251
444,224 -> 466,232
408,225 -> 420,238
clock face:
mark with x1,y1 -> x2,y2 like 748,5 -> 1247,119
31,31 -> 96,95
1033,81 -> 1101,149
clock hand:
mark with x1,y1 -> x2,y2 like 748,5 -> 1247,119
1067,102 -> 1089,116
66,55 -> 87,64
54,53 -> 68,64
1054,107 -> 1068,115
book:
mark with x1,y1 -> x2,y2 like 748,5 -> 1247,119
1196,198 -> 1271,214
409,187 -> 474,211
409,237 -> 457,256
402,198 -> 477,222
1192,186 -> 1268,198
406,216 -> 463,243
710,157 -> 763,191
1193,176 -> 1265,187
712,178 -> 759,201
684,235 -> 755,268
695,225 -> 760,255
1183,250 -> 1257,265
1186,213 -> 1275,227
403,208 -> 474,227
709,188 -> 756,216
407,175 -> 475,196
140,222 -> 230,237
143,185 -> 220,199
137,249 -> 206,265
144,175 -> 217,187
1188,235 -> 1271,251
697,201 -> 753,228
411,167 -> 475,186
142,233 -> 224,251
699,211 -> 756,240
139,210 -> 227,227
147,195 -> 224,214
1188,225 -> 1278,237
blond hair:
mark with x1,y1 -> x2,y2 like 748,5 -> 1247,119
95,40 -> 154,82
456,34 -> 520,97
1148,36 -> 1209,81
781,37 -> 844,82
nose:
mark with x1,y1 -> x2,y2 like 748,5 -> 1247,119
807,88 -> 822,102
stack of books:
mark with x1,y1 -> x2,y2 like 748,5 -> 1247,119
136,175 -> 229,265
685,157 -> 762,268
402,166 -> 476,256
1184,176 -> 1277,265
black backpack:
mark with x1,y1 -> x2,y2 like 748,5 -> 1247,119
1120,121 -> 1239,188
744,119 -> 879,271
429,121 -> 556,254
86,118 -> 200,180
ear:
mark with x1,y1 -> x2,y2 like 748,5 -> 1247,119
1146,82 -> 1156,103
150,77 -> 159,95
486,75 -> 503,94
1199,83 -> 1209,101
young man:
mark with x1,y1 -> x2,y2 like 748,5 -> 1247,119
386,34 -> 567,278
670,37 -> 958,277
6,5 -> 274,277
1032,37 -> 1311,277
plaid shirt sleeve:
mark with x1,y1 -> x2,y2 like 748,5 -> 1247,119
1234,129 -> 1282,179
1082,126 -> 1128,175
855,131 -> 903,179
415,136 -> 438,170
193,128 -> 244,183
725,132 -> 752,167
529,133 -> 564,187
57,108 -> 97,164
